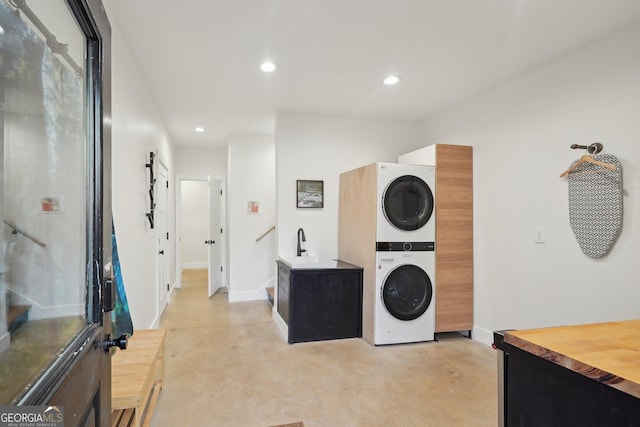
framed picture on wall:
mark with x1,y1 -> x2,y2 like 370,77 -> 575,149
296,180 -> 324,208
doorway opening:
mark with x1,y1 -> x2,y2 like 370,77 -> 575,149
175,175 -> 227,298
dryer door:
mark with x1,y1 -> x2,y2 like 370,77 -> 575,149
382,175 -> 434,231
382,264 -> 433,321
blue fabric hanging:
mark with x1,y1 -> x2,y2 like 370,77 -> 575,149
111,222 -> 134,337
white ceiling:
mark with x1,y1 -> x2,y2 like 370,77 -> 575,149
105,0 -> 640,148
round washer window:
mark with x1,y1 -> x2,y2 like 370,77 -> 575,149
382,175 -> 434,231
382,264 -> 433,321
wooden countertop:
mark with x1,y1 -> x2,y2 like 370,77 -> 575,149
504,319 -> 640,399
276,259 -> 363,271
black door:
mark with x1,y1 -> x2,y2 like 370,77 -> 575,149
0,0 -> 114,425
382,175 -> 434,231
381,265 -> 433,321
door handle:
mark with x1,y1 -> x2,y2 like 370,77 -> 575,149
159,250 -> 165,254
204,240 -> 215,244
104,333 -> 128,352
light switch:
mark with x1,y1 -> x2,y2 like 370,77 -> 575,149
534,228 -> 546,244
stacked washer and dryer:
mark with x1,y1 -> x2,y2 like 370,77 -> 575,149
338,162 -> 436,345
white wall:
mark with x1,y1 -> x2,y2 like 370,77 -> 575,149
275,111 -> 422,259
418,21 -> 640,344
108,8 -> 175,329
175,146 -> 227,176
227,134 -> 276,301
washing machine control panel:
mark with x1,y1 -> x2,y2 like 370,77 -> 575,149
376,241 -> 435,251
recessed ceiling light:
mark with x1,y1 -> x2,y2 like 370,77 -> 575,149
383,75 -> 400,85
194,126 -> 205,133
260,61 -> 277,73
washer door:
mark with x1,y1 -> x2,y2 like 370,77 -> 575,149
382,175 -> 434,231
382,264 -> 433,321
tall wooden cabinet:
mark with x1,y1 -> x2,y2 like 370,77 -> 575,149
399,144 -> 473,334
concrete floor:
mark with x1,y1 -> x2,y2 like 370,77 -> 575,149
150,269 -> 498,427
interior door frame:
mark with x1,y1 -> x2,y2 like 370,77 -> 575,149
155,154 -> 170,316
175,174 -> 227,290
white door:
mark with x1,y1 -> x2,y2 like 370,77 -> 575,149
207,177 -> 223,297
157,159 -> 170,314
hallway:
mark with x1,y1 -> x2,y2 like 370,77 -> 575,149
150,269 -> 498,426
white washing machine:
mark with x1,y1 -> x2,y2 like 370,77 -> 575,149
376,163 -> 435,243
374,248 -> 435,345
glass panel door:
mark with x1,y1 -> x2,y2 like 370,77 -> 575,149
0,0 -> 90,405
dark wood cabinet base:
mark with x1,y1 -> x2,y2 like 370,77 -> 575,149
277,260 -> 363,344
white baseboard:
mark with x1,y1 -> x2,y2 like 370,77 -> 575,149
182,262 -> 208,269
272,308 -> 288,342
0,331 -> 10,353
228,288 -> 268,302
263,276 -> 275,289
150,315 -> 160,329
29,304 -> 84,321
472,325 -> 495,347
7,290 -> 83,320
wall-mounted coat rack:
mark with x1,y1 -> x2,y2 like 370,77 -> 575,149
146,151 -> 156,228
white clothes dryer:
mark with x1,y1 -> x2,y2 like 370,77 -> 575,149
374,247 -> 435,345
376,163 -> 435,243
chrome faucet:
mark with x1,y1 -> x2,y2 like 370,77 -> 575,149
297,228 -> 306,256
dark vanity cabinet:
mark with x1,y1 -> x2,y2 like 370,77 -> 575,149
277,260 -> 363,344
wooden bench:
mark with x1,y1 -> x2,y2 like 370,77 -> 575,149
112,329 -> 166,427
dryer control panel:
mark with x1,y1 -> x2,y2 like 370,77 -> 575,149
376,241 -> 435,251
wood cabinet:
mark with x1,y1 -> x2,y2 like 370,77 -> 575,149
494,321 -> 640,426
338,163 -> 378,344
399,144 -> 474,333
277,261 -> 363,344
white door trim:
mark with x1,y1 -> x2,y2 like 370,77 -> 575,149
207,176 -> 223,297
156,154 -> 170,317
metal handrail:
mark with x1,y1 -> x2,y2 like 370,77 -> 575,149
256,225 -> 275,242
4,219 -> 47,247
9,0 -> 83,76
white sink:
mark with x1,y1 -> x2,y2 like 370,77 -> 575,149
277,256 -> 338,269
